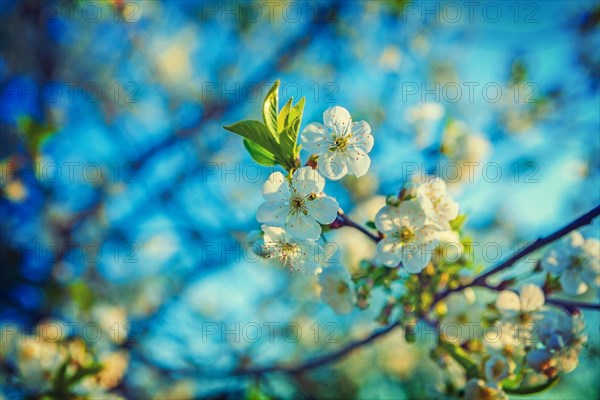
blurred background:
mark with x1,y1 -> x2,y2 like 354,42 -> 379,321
1,0 -> 599,398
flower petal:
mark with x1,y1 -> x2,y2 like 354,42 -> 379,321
286,214 -> 321,241
292,166 -> 325,194
375,205 -> 401,234
306,196 -> 339,224
263,171 -> 290,201
401,245 -> 431,273
261,225 -> 285,243
257,201 -> 288,226
519,284 -> 545,312
376,238 -> 401,267
323,106 -> 352,136
319,151 -> 348,180
301,122 -> 330,154
348,120 -> 373,152
397,200 -> 426,228
496,290 -> 521,316
560,269 -> 588,296
345,148 -> 371,178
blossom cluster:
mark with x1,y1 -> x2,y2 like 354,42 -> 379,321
254,106 -> 373,311
227,82 -> 598,398
0,321 -> 128,399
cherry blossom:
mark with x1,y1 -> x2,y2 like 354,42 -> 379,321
262,225 -> 323,274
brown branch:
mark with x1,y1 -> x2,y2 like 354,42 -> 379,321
434,204 -> 600,304
236,321 -> 401,376
335,211 -> 381,242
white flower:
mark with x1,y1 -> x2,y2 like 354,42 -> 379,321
301,106 -> 373,180
435,230 -> 463,264
257,167 -> 339,240
262,225 -> 323,275
496,284 -> 545,319
464,379 -> 508,400
485,355 -> 515,384
440,289 -> 484,343
416,177 -> 459,229
375,200 -> 440,272
526,349 -> 553,374
536,311 -> 587,374
541,231 -> 600,296
319,265 -> 356,314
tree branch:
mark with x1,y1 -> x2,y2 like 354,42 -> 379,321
236,321 -> 401,376
546,298 -> 600,312
434,205 -> 600,304
336,211 -> 381,242
472,205 -> 600,285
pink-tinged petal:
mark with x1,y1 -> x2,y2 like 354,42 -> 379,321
349,121 -> 373,152
301,123 -> 330,154
319,151 -> 348,180
560,270 -> 587,296
286,214 -> 321,241
262,171 -> 290,201
496,290 -> 521,316
345,148 -> 371,178
397,200 -> 426,228
257,201 -> 288,226
306,196 -> 339,224
375,205 -> 401,234
519,284 -> 545,312
376,238 -> 401,267
323,106 -> 352,136
401,245 -> 431,273
293,166 -> 325,194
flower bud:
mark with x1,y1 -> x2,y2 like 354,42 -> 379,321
385,195 -> 400,206
398,182 -> 419,201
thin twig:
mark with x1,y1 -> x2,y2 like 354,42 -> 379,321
546,298 -> 600,311
237,321 -> 401,376
336,211 -> 381,242
434,205 -> 600,304
472,205 -> 600,285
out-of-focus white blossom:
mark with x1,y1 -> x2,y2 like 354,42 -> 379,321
496,284 -> 545,318
319,265 -> 356,314
464,379 -> 508,400
541,231 -> 600,296
416,177 -> 459,230
485,355 -> 515,384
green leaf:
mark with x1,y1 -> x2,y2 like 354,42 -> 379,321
288,97 -> 305,129
277,98 -> 293,134
366,221 -> 377,230
224,120 -> 279,154
17,116 -> 57,156
67,363 -> 104,386
439,340 -> 479,379
280,116 -> 300,160
504,377 -> 560,395
243,138 -> 276,166
262,80 -> 280,136
450,214 -> 467,231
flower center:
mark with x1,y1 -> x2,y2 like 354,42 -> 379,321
337,282 -> 349,295
280,242 -> 300,261
490,359 -> 506,379
330,134 -> 349,152
290,195 -> 309,216
394,226 -> 416,243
